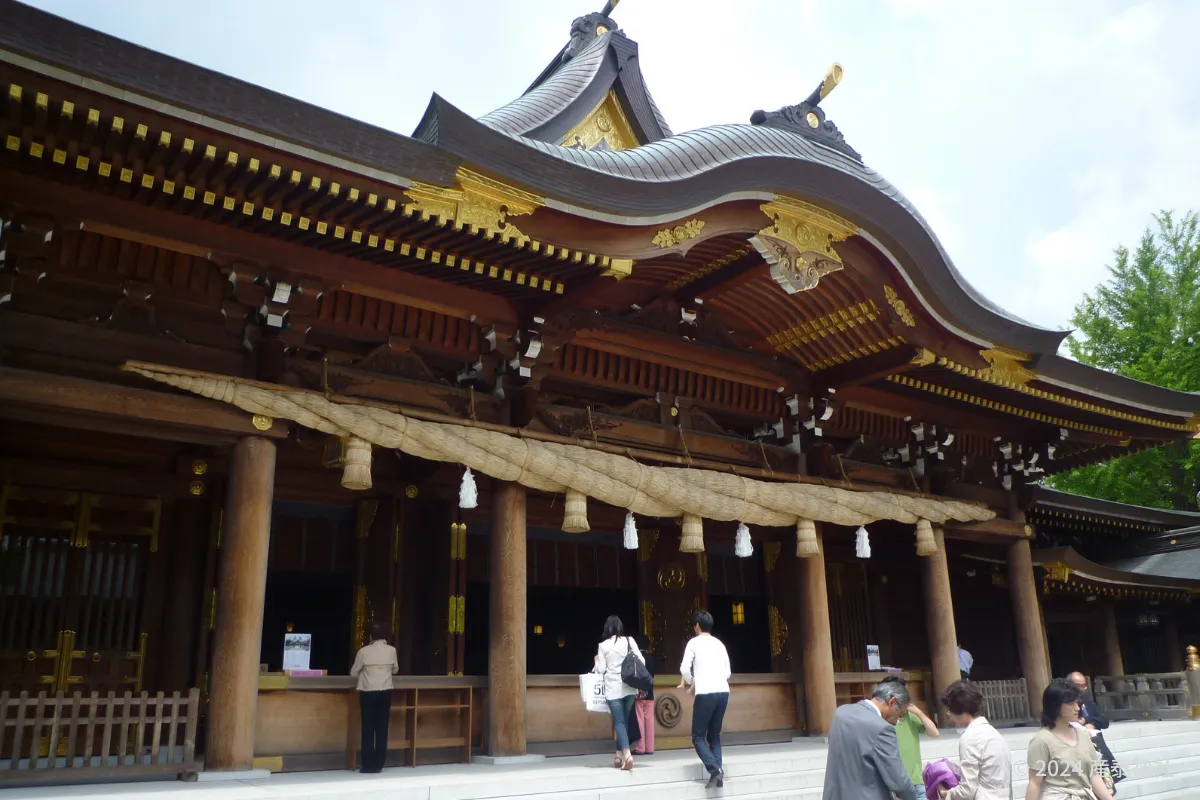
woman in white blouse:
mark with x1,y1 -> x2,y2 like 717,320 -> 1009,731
939,680 -> 1013,800
592,615 -> 645,770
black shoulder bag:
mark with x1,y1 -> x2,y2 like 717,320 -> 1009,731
620,637 -> 653,692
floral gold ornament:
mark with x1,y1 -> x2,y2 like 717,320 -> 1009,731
405,485 -> 419,498
884,285 -> 916,327
189,481 -> 205,496
251,414 -> 273,431
806,112 -> 819,129
752,196 -> 855,295
652,219 -> 706,249
191,459 -> 208,476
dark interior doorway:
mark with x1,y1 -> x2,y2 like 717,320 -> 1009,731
710,594 -> 772,674
260,573 -> 354,674
463,583 -> 639,675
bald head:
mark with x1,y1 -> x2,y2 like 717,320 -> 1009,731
1067,672 -> 1088,691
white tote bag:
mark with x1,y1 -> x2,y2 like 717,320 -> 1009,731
579,673 -> 610,713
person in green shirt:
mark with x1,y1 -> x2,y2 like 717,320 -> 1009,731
881,676 -> 941,796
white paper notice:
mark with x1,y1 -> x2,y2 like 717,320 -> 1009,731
866,644 -> 881,671
283,633 -> 312,671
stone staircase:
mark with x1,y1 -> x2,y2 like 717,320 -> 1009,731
10,719 -> 1198,800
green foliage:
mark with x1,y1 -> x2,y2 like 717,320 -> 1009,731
1050,211 -> 1200,511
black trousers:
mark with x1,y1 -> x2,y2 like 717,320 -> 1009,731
691,692 -> 729,776
358,690 -> 392,772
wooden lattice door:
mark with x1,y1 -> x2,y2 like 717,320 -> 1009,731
0,485 -> 161,696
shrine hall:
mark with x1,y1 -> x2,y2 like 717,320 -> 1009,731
1,0 -> 1198,784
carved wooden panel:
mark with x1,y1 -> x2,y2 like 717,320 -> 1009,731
551,344 -> 780,416
316,291 -> 482,355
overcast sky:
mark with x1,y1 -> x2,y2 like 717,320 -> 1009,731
22,0 -> 1200,340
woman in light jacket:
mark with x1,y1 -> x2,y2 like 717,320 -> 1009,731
592,615 -> 645,770
937,680 -> 1012,799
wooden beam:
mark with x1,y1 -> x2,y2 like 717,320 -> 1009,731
0,366 -> 289,440
812,346 -> 922,391
571,327 -> 790,390
942,517 -> 1032,541
0,311 -> 246,376
0,172 -> 518,328
676,250 -> 765,302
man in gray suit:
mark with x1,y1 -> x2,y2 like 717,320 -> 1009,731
823,679 -> 918,800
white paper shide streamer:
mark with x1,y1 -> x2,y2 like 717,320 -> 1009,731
855,525 -> 871,559
734,522 -> 753,558
623,512 -> 639,550
459,468 -> 478,509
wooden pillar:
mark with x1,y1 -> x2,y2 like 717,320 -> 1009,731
205,437 -> 276,771
921,527 -> 959,711
1008,538 -> 1051,716
1164,613 -> 1185,673
798,524 -> 837,735
1101,601 -> 1125,677
487,481 -> 527,756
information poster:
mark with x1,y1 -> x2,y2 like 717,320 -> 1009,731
866,644 -> 881,671
283,633 -> 312,671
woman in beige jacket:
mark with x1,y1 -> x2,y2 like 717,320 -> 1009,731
350,623 -> 398,773
939,680 -> 1013,800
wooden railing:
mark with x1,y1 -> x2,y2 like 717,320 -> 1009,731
0,689 -> 199,784
1093,673 -> 1192,721
976,679 -> 1034,726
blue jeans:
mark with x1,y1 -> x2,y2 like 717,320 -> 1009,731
608,694 -> 636,751
692,692 -> 729,775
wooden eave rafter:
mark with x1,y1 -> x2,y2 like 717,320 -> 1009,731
0,72 -> 638,310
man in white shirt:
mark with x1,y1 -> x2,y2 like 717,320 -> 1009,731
957,644 -> 973,679
676,610 -> 732,788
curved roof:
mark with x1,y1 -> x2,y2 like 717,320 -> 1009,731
421,94 -> 1072,356
476,34 -> 611,137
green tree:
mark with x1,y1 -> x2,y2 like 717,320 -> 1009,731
1050,211 -> 1200,511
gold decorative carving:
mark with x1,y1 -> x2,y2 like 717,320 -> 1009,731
652,219 -> 706,249
666,246 -> 755,291
930,351 -> 1196,432
806,112 -> 819,129
251,414 -> 273,431
767,301 -> 880,351
561,90 -> 640,152
601,258 -> 635,280
768,605 -> 789,657
189,481 -> 205,497
639,600 -> 655,650
911,348 -> 937,367
1187,645 -> 1199,671
657,563 -> 687,590
638,528 -> 659,562
352,585 -> 367,650
884,285 -> 916,327
763,541 -> 782,573
403,167 -> 543,248
405,485 -> 419,498
191,459 -> 208,476
752,197 -> 855,294
1044,562 -> 1073,583
886,374 -> 1128,438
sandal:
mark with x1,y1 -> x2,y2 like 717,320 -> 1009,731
621,756 -> 634,771
613,757 -> 622,769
